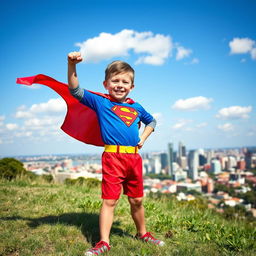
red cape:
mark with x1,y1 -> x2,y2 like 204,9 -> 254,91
16,74 -> 135,147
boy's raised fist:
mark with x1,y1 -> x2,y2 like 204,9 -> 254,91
68,51 -> 83,64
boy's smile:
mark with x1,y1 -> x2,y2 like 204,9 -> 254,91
103,72 -> 134,103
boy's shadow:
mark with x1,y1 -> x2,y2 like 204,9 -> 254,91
1,212 -> 132,245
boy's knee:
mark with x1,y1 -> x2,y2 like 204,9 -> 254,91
128,197 -> 143,208
103,199 -> 118,208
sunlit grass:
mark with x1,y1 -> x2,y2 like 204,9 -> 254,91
0,178 -> 255,256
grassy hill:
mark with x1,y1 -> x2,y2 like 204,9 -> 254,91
0,178 -> 255,256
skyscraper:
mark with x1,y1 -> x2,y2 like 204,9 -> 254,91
153,154 -> 162,174
188,150 -> 199,180
182,145 -> 186,157
178,141 -> 186,157
168,143 -> 174,177
210,159 -> 222,174
177,141 -> 187,170
160,153 -> 168,173
179,156 -> 187,170
199,154 -> 207,166
245,149 -> 252,169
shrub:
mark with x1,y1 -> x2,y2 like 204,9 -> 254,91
64,178 -> 77,186
77,176 -> 86,185
42,174 -> 54,183
84,178 -> 100,188
25,171 -> 38,181
0,158 -> 26,180
64,177 -> 100,188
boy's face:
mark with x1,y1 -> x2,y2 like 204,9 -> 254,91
103,72 -> 134,103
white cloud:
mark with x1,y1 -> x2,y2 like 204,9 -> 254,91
229,38 -> 255,54
217,123 -> 234,132
2,98 -> 68,145
0,116 -> 5,126
0,111 -> 66,145
15,110 -> 33,119
76,29 -> 175,65
17,105 -> 26,111
172,119 -> 192,130
30,98 -> 66,113
135,55 -> 166,65
24,116 -> 62,129
76,29 -> 197,65
15,120 -> 63,141
229,37 -> 256,60
196,122 -> 208,128
15,131 -> 32,138
176,46 -> 192,60
6,123 -> 18,131
247,126 -> 256,137
15,98 -> 66,119
172,96 -> 213,111
185,58 -> 200,65
216,106 -> 252,120
251,48 -> 256,60
191,58 -> 199,64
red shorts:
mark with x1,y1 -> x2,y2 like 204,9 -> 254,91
101,152 -> 143,199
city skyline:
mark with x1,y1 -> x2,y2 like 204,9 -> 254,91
0,0 -> 255,156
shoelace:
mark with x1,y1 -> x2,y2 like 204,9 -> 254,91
142,232 -> 162,244
144,232 -> 155,240
88,241 -> 109,253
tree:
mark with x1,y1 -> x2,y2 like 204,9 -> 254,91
64,177 -> 100,188
241,191 -> 256,208
0,158 -> 26,180
213,183 -> 236,196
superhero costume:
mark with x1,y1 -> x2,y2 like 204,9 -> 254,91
16,74 -> 154,147
74,84 -> 154,199
16,74 -> 154,198
78,88 -> 153,146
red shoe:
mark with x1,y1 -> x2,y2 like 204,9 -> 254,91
136,232 -> 165,246
84,241 -> 110,255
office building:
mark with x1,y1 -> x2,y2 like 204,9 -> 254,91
168,143 -> 174,177
160,153 -> 168,173
211,159 -> 222,174
178,156 -> 187,170
154,154 -> 162,174
178,141 -> 186,157
188,150 -> 199,180
173,169 -> 187,182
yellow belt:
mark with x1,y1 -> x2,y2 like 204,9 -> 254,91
104,145 -> 139,154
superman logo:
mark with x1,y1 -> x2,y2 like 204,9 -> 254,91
111,105 -> 138,127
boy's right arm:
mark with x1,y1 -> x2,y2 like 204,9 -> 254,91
67,52 -> 99,109
67,51 -> 83,89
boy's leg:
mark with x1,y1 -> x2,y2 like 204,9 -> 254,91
99,199 -> 118,244
84,199 -> 117,255
128,196 -> 165,246
128,197 -> 147,236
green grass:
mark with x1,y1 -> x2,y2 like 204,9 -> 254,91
0,178 -> 255,256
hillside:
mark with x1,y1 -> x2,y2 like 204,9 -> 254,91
0,178 -> 255,256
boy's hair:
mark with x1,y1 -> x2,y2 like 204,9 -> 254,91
105,61 -> 135,84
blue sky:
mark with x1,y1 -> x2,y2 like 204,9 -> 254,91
0,0 -> 255,156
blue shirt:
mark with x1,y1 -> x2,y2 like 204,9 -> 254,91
80,90 -> 154,146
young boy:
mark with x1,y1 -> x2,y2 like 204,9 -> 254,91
67,52 -> 164,255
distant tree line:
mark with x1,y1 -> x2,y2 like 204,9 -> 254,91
0,157 -> 53,183
0,158 -> 26,180
214,182 -> 256,208
64,177 -> 100,188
